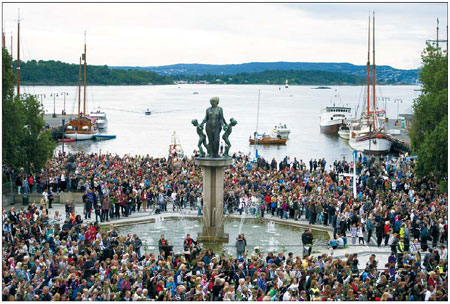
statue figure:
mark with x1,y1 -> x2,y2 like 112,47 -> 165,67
201,97 -> 227,157
191,119 -> 207,157
222,118 -> 237,157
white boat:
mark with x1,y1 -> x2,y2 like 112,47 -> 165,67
338,125 -> 350,140
348,12 -> 391,154
65,36 -> 97,141
272,123 -> 291,139
320,90 -> 352,134
89,107 -> 107,129
285,80 -> 288,88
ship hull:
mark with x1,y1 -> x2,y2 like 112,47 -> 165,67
320,122 -> 341,134
349,137 -> 392,154
65,132 -> 97,141
249,138 -> 287,145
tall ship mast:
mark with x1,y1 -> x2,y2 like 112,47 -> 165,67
64,32 -> 98,140
348,12 -> 392,154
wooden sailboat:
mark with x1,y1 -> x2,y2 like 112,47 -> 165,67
349,12 -> 391,154
249,90 -> 287,145
65,33 -> 98,140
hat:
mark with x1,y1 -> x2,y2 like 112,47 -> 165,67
268,259 -> 274,264
238,258 -> 244,263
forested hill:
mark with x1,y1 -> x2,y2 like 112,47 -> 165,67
114,61 -> 420,84
15,59 -> 367,85
172,69 -> 365,85
13,60 -> 174,85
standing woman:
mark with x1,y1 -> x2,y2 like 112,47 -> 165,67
142,189 -> 148,213
358,223 -> 365,245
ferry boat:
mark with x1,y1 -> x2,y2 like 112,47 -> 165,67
319,90 -> 352,134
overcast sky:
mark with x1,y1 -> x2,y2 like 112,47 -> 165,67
2,2 -> 447,69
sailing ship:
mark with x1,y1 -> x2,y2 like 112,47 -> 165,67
168,131 -> 184,158
65,34 -> 98,140
319,90 -> 352,134
249,90 -> 287,145
285,80 -> 289,88
349,13 -> 392,154
249,134 -> 287,145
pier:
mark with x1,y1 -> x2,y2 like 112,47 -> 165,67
386,116 -> 412,154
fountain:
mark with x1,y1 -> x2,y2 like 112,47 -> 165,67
266,221 -> 277,233
117,217 -> 330,255
154,215 -> 164,230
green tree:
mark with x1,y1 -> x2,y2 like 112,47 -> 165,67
409,44 -> 448,190
2,48 -> 56,173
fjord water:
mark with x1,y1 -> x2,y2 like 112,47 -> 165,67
27,84 -> 418,162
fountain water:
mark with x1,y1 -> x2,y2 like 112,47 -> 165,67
154,215 -> 164,230
237,212 -> 246,235
266,221 -> 277,233
268,236 -> 279,252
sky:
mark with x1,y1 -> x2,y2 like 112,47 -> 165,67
2,2 -> 448,69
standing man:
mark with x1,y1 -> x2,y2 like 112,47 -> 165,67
235,233 -> 246,259
366,216 -> 374,244
302,229 -> 314,257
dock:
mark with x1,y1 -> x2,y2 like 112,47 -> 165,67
386,118 -> 412,154
44,114 -> 78,129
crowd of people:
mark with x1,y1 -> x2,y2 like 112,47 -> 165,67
1,150 -> 448,301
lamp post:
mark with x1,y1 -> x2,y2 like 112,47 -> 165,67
62,119 -> 65,155
61,92 -> 69,115
35,94 -> 46,104
50,93 -> 59,118
394,99 -> 402,123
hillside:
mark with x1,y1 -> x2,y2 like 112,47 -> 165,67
112,61 -> 419,84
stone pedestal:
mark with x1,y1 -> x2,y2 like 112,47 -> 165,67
195,157 -> 232,244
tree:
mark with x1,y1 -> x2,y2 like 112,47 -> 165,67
2,48 -> 56,173
409,44 -> 448,190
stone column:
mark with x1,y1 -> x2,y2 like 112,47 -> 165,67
195,157 -> 232,244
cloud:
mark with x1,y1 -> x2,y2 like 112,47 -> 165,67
2,2 -> 447,69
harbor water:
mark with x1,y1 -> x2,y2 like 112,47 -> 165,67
24,84 -> 419,163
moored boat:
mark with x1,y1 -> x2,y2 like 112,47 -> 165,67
65,35 -> 98,141
145,109 -> 151,115
89,107 -> 107,129
348,12 -> 391,154
272,123 -> 291,139
57,138 -> 75,142
319,90 -> 352,134
249,134 -> 287,145
94,134 -> 116,140
338,125 -> 350,140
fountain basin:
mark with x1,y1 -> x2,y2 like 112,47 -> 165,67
116,217 -> 330,256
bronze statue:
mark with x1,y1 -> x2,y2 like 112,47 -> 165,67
222,118 -> 237,156
200,97 -> 227,157
191,119 -> 207,157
